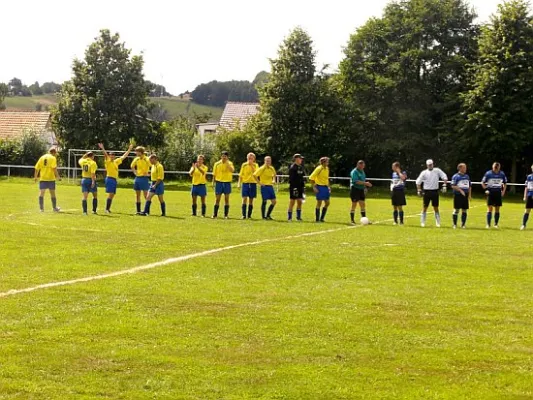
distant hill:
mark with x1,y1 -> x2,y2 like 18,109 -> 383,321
3,95 -> 223,120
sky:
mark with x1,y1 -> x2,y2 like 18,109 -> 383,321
2,0 -> 504,95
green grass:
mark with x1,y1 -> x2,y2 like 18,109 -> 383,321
1,179 -> 532,399
3,94 -> 59,110
3,95 -> 223,120
151,97 -> 223,120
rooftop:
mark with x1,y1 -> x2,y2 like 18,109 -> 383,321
219,102 -> 260,130
0,111 -> 52,140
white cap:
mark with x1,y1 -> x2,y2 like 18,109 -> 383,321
426,159 -> 434,166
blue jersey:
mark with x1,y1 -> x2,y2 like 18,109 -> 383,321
526,174 -> 533,197
391,171 -> 406,191
452,173 -> 471,194
482,170 -> 507,192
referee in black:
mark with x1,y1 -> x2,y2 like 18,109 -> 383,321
288,154 -> 305,221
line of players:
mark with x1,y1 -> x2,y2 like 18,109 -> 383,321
34,146 -> 533,229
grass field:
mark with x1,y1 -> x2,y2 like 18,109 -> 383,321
3,96 -> 223,120
1,179 -> 532,399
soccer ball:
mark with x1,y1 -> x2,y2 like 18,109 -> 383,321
360,217 -> 370,226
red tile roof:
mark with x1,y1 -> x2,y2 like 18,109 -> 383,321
0,111 -> 52,140
219,102 -> 260,130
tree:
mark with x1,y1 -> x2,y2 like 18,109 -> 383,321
462,0 -> 533,184
146,80 -> 171,97
252,71 -> 270,88
8,78 -> 22,94
258,27 -> 345,164
339,0 -> 478,176
0,83 -> 8,108
191,80 -> 259,106
29,81 -> 43,95
52,29 -> 163,150
41,82 -> 62,94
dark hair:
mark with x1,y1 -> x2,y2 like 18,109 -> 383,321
221,151 -> 229,156
87,152 -> 94,158
493,162 -> 501,168
357,160 -> 365,165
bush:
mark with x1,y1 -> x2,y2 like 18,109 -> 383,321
0,129 -> 49,165
214,117 -> 263,165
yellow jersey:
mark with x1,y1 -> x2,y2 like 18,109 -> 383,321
35,154 -> 57,181
191,165 -> 208,185
254,165 -> 276,186
105,157 -> 122,179
151,162 -> 164,181
310,165 -> 329,186
131,156 -> 151,176
213,160 -> 234,182
79,158 -> 98,179
239,162 -> 259,184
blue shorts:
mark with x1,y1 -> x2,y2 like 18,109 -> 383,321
261,185 -> 276,201
39,181 -> 56,190
105,177 -> 117,194
215,181 -> 232,195
191,184 -> 207,197
316,185 -> 330,201
81,178 -> 97,193
149,181 -> 164,195
241,183 -> 257,199
134,176 -> 150,192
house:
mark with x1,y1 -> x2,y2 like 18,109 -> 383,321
195,122 -> 219,139
0,111 -> 57,146
218,102 -> 260,131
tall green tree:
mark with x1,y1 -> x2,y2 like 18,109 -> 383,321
258,27 -> 344,164
339,0 -> 478,176
462,0 -> 533,183
0,83 -> 8,109
52,29 -> 163,150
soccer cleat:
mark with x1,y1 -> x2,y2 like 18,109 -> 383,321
421,223 -> 425,228
297,218 -> 303,222
40,209 -> 45,213
92,211 -> 98,215
82,212 -> 88,216
399,222 -> 404,226
494,225 -> 499,229
105,210 -> 111,214
436,223 -> 441,228
139,212 -> 148,217
266,216 -> 273,220
486,225 -> 490,229
453,225 -> 457,229
520,225 -> 526,231
161,214 -> 166,217
211,216 -> 217,219
351,222 -> 356,226
393,222 -> 398,226
53,207 -> 61,213
461,226 -> 466,229
241,216 -> 247,220
224,216 -> 229,220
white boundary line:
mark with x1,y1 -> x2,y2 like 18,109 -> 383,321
0,213 -> 425,299
1,205 -> 487,299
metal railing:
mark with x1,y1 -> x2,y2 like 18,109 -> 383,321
0,164 -> 527,187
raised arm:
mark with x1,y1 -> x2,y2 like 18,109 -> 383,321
120,143 -> 134,161
97,143 -> 109,159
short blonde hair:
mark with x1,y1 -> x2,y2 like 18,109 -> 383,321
135,146 -> 145,154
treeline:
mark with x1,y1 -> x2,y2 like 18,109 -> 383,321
2,78 -> 62,97
220,0 -> 533,185
191,71 -> 269,107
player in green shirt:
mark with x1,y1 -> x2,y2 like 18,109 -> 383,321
350,160 -> 372,225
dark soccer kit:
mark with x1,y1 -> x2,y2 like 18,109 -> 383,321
289,163 -> 305,200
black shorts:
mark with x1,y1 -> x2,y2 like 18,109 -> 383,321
350,187 -> 366,202
423,190 -> 439,208
527,196 -> 533,210
290,186 -> 304,200
453,194 -> 470,210
487,191 -> 503,207
391,190 -> 406,206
